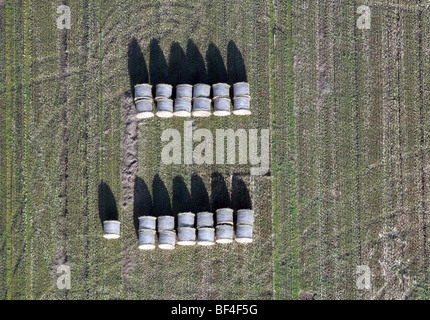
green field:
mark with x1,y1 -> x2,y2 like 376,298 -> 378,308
1,0 -> 429,300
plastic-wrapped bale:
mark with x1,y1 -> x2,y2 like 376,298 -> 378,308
176,84 -> 193,100
197,228 -> 215,246
216,225 -> 234,243
135,99 -> 154,119
235,224 -> 253,243
233,96 -> 251,115
212,83 -> 230,98
158,230 -> 176,250
193,83 -> 211,98
173,98 -> 192,117
134,84 -> 152,101
155,84 -> 173,100
216,208 -> 234,225
236,209 -> 254,226
192,98 -> 212,117
138,216 -> 157,230
233,82 -> 250,97
138,229 -> 156,250
177,212 -> 195,228
103,220 -> 120,239
196,211 -> 214,229
177,227 -> 196,246
213,97 -> 231,116
157,215 -> 175,232
156,99 -> 173,118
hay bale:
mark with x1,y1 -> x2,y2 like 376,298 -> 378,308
156,98 -> 173,118
155,83 -> 173,100
138,229 -> 156,250
178,212 -> 195,228
192,97 -> 212,117
213,97 -> 231,116
197,227 -> 215,246
193,83 -> 211,98
176,84 -> 193,100
196,211 -> 214,229
233,82 -> 250,97
177,227 -> 196,246
236,209 -> 254,226
103,220 -> 120,239
138,216 -> 157,230
216,225 -> 234,243
235,225 -> 253,243
158,230 -> 176,250
212,83 -> 230,98
233,96 -> 251,115
173,98 -> 192,117
216,208 -> 234,225
134,84 -> 152,101
135,99 -> 154,119
157,216 -> 175,231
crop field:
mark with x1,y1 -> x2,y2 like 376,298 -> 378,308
0,0 -> 429,300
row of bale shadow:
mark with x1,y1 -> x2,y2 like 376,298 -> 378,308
128,38 -> 247,99
98,173 -> 253,247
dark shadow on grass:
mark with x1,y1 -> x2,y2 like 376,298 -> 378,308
149,38 -> 169,90
210,172 -> 230,212
152,174 -> 172,217
98,181 -> 118,228
172,176 -> 191,215
227,40 -> 247,85
168,42 -> 189,88
186,39 -> 207,84
231,174 -> 252,213
206,43 -> 227,85
191,173 -> 210,213
127,37 -> 149,98
133,176 -> 152,237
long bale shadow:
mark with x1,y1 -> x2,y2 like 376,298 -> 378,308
191,173 -> 210,213
231,174 -> 252,213
227,40 -> 247,85
168,42 -> 190,88
127,37 -> 149,97
206,43 -> 227,85
186,39 -> 207,84
149,38 -> 169,90
133,176 -> 152,237
152,174 -> 172,217
210,172 -> 230,212
98,181 -> 118,228
172,176 -> 191,218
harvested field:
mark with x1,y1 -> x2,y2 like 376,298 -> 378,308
0,0 -> 429,300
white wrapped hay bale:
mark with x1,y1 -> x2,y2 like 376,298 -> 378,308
158,230 -> 176,250
135,99 -> 154,119
138,216 -> 157,230
212,83 -> 230,98
197,227 -> 215,246
236,209 -> 254,226
156,98 -> 174,118
235,224 -> 253,243
157,216 -> 175,232
103,220 -> 120,239
193,83 -> 211,98
173,98 -> 192,117
233,82 -> 250,97
134,84 -> 152,101
216,225 -> 234,244
155,83 -> 173,100
233,96 -> 251,115
216,208 -> 234,225
177,227 -> 196,246
138,229 -> 156,250
196,211 -> 214,229
176,84 -> 193,100
178,212 -> 195,228
213,97 -> 231,116
192,97 -> 212,117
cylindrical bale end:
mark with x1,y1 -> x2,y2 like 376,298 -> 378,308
134,84 -> 153,101
192,98 -> 212,117
177,227 -> 196,246
235,225 -> 253,243
176,84 -> 193,100
212,83 -> 230,98
196,211 -> 214,229
158,230 -> 176,250
157,215 -> 175,232
103,220 -> 120,239
216,208 -> 234,225
233,96 -> 251,115
138,229 -> 156,250
213,98 -> 231,116
216,225 -> 234,244
155,84 -> 173,100
156,99 -> 174,118
177,212 -> 195,228
197,228 -> 215,246
138,216 -> 157,230
173,98 -> 192,117
236,209 -> 254,226
193,84 -> 211,98
136,99 -> 155,119
233,82 -> 250,97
